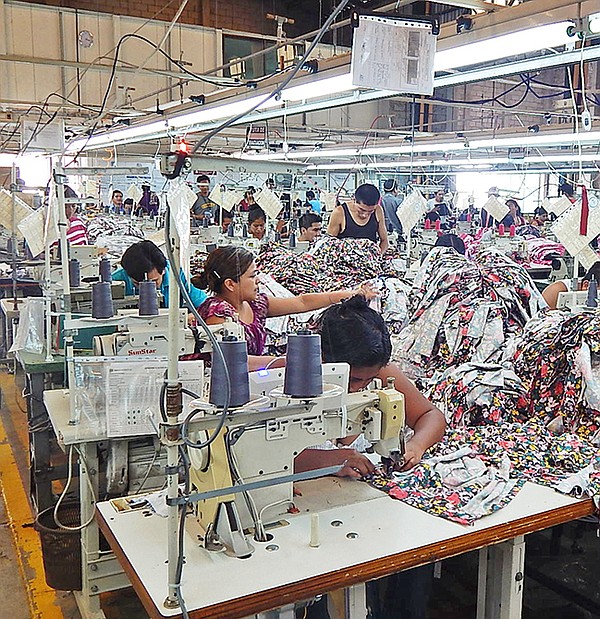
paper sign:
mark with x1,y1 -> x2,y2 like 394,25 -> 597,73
397,189 -> 427,233
351,16 -> 436,95
551,200 -> 600,257
126,184 -> 143,203
542,196 -> 572,217
221,190 -> 244,212
482,196 -> 509,222
18,206 -> 57,257
255,187 -> 284,219
0,188 -> 34,236
575,244 -> 600,271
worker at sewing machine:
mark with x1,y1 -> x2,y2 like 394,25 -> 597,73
294,297 -> 445,619
297,212 -> 323,244
295,296 -> 445,477
191,246 -> 377,370
542,262 -> 600,309
112,240 -> 207,308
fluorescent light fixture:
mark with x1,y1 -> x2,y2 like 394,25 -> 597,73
434,22 -> 574,72
281,73 -> 354,101
64,14 -> 594,153
309,153 -> 600,170
262,131 -> 600,160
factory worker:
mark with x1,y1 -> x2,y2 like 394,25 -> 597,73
500,199 -> 526,227
191,175 -> 219,224
434,233 -> 466,255
297,212 -> 323,243
380,179 -> 403,235
248,206 -> 267,240
295,295 -> 445,476
327,183 -> 389,252
296,296 -> 445,619
112,240 -> 206,308
542,262 -> 600,309
192,246 -> 376,371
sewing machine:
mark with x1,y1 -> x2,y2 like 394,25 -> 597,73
86,309 -> 244,357
556,290 -> 593,311
186,364 -> 405,558
479,232 -> 528,262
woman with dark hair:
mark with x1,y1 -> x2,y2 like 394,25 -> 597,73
295,295 -> 445,476
248,206 -> 267,240
434,233 -> 466,255
192,246 -> 376,369
298,296 -> 445,619
500,199 -> 526,227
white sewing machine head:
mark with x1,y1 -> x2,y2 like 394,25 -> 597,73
186,363 -> 406,557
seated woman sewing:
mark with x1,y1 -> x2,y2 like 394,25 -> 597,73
295,295 -> 445,475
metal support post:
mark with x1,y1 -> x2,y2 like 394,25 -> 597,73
477,536 -> 526,619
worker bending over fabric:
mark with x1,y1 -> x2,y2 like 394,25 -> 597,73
112,240 -> 206,308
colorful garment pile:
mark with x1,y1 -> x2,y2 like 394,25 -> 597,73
367,422 -> 600,525
426,362 -> 529,426
256,237 -> 386,294
506,308 -> 600,441
393,247 -> 545,380
523,235 -> 565,265
86,216 -> 144,245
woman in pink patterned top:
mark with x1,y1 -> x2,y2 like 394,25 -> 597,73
193,246 -> 375,370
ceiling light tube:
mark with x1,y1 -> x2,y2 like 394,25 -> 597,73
434,21 -> 574,71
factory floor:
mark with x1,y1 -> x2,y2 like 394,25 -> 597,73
1,364 -> 599,619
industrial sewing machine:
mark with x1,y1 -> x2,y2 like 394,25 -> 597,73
185,363 -> 406,558
479,231 -> 528,262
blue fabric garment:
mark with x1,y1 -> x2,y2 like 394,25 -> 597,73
308,199 -> 322,214
381,192 -> 403,234
112,262 -> 206,308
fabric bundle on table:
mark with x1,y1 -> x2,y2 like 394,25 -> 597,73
256,237 -> 385,294
426,362 -> 529,427
86,216 -> 144,245
367,422 -> 600,525
506,308 -> 600,442
393,247 -> 545,380
523,235 -> 565,265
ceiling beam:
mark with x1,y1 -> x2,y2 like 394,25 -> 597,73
0,54 -> 202,81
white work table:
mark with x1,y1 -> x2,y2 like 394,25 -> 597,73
96,474 -> 594,619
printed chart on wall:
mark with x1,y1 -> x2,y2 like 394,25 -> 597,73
351,15 -> 436,95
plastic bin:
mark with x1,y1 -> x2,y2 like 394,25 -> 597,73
35,503 -> 82,591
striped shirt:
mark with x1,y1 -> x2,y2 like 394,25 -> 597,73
67,216 -> 89,246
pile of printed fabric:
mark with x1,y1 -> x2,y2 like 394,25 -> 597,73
367,422 -> 600,525
393,247 -> 545,380
254,238 -> 411,347
505,308 -> 600,442
87,215 -> 144,259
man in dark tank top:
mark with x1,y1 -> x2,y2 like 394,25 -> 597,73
327,183 -> 389,252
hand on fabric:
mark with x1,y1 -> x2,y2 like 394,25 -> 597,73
336,449 -> 376,478
354,282 -> 378,301
400,439 -> 426,471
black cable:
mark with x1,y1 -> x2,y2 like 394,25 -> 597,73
190,0 -> 351,156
